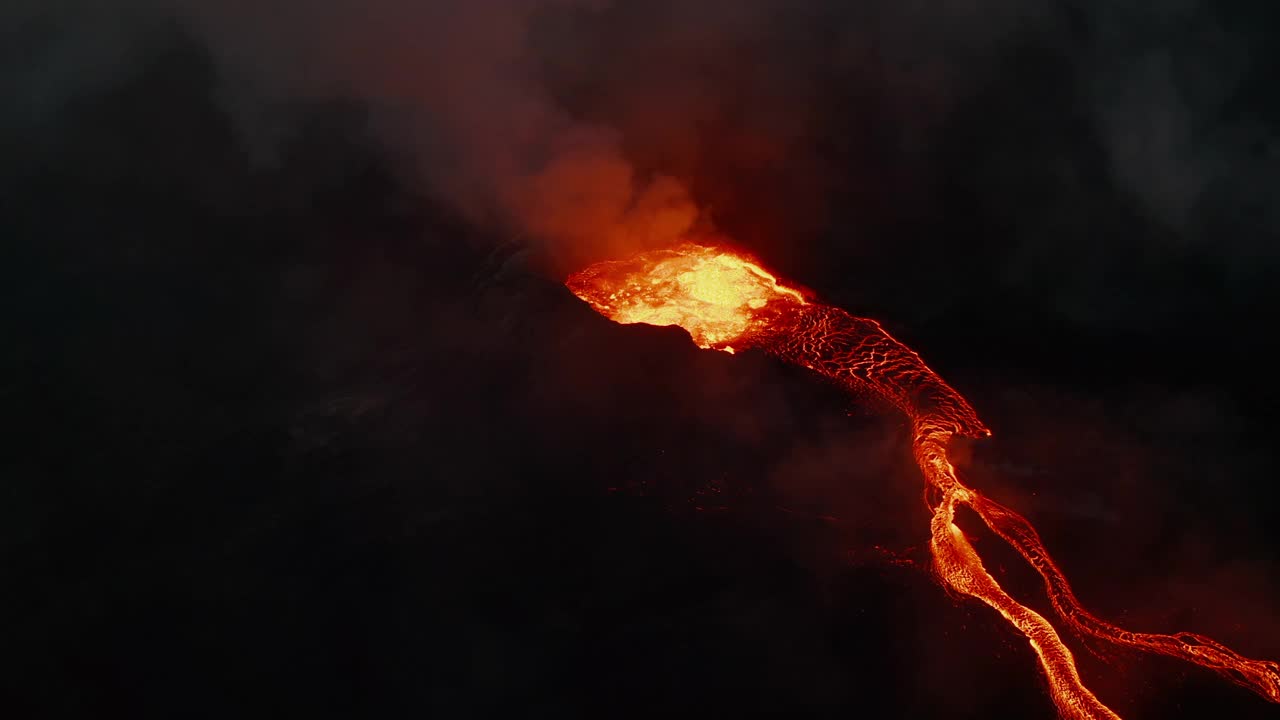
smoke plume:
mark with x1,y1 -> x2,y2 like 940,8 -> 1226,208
162,0 -> 700,271
7,0 -> 1277,285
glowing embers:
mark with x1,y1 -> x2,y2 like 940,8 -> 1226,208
566,242 -> 806,350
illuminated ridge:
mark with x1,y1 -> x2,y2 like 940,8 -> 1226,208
566,241 -> 1280,719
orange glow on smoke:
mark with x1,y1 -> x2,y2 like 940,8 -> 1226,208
567,241 -> 1280,720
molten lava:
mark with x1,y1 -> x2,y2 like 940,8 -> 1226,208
567,241 -> 1280,720
566,245 -> 805,351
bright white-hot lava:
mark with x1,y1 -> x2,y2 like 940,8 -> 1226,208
567,241 -> 1280,720
567,245 -> 805,350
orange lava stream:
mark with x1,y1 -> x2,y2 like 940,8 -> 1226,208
566,241 -> 1280,719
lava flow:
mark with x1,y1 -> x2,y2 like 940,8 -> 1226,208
566,241 -> 1280,720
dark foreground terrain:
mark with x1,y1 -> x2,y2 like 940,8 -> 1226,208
6,19 -> 1280,720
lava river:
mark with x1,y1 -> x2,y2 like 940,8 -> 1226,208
565,241 -> 1280,720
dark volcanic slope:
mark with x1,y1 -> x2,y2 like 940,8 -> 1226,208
5,24 -> 1280,720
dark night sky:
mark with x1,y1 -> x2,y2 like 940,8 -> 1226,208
4,2 -> 1280,718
